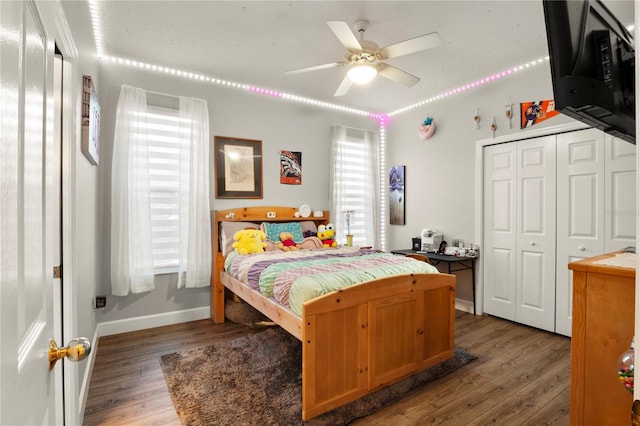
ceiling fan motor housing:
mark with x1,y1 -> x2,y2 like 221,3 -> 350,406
347,41 -> 380,64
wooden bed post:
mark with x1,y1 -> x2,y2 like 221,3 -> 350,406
211,211 -> 225,323
212,252 -> 226,324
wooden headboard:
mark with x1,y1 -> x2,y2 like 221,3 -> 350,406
210,206 -> 330,321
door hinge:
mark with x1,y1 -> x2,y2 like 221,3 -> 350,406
53,265 -> 62,279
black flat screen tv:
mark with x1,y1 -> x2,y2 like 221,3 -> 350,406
542,0 -> 635,144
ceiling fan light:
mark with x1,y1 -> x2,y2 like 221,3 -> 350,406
347,64 -> 377,84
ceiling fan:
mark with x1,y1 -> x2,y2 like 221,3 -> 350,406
285,20 -> 442,96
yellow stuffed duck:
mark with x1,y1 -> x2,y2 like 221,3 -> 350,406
232,229 -> 267,255
317,224 -> 337,248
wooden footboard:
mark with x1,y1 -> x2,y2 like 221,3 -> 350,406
300,272 -> 455,420
217,270 -> 456,420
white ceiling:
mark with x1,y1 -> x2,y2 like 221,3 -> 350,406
66,0 -> 635,114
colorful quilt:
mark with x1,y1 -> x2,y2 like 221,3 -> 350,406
225,247 -> 438,316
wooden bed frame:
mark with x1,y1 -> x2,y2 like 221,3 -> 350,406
210,206 -> 456,420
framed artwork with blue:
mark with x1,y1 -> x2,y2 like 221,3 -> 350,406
389,165 -> 405,225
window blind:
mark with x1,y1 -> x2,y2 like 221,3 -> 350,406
334,128 -> 377,247
145,105 -> 184,272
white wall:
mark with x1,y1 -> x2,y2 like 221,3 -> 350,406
95,60 -> 376,323
385,63 -> 577,301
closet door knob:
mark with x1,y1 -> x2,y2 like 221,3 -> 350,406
529,241 -> 536,246
578,246 -> 586,251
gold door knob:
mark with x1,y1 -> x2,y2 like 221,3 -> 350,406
48,337 -> 91,370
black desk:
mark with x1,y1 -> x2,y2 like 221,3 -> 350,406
391,249 -> 478,314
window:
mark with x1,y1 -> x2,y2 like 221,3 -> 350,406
111,85 -> 211,295
146,105 -> 182,272
330,126 -> 380,249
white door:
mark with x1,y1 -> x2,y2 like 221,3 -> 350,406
1,1 -> 61,423
483,136 -> 556,332
556,128 -> 605,337
514,136 -> 556,332
483,143 -> 517,320
604,135 -> 636,253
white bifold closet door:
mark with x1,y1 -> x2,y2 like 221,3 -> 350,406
483,135 -> 556,332
555,128 -> 636,337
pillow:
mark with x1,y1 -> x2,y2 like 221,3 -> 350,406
220,221 -> 259,256
299,220 -> 318,234
263,222 -> 304,243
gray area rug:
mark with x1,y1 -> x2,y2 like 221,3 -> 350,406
160,327 -> 476,425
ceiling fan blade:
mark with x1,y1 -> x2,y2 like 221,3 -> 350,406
379,32 -> 442,59
327,21 -> 362,51
285,62 -> 345,75
334,74 -> 353,96
377,63 -> 420,87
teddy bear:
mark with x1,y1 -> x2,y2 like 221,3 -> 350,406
277,231 -> 300,251
232,229 -> 267,255
317,224 -> 337,248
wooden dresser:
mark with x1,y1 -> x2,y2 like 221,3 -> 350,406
569,252 -> 636,425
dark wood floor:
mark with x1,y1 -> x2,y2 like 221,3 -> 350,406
83,311 -> 570,425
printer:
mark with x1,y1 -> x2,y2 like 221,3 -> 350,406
420,229 -> 443,252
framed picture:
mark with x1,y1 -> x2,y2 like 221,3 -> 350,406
81,75 -> 100,165
389,165 -> 405,225
279,150 -> 302,185
214,136 -> 263,198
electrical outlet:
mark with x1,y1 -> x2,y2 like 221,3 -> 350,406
94,295 -> 107,309
266,211 -> 276,218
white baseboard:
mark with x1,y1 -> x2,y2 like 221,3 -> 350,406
455,298 -> 475,314
95,306 -> 211,337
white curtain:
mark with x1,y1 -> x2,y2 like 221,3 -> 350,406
177,97 -> 211,288
329,125 -> 348,238
111,85 -> 155,295
363,129 -> 381,248
111,86 -> 212,295
330,125 -> 381,249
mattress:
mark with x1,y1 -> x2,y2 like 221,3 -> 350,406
225,247 -> 438,316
